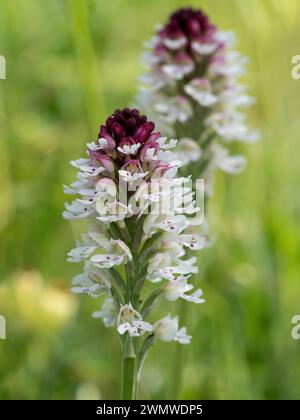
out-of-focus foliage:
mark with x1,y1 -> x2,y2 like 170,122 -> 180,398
0,0 -> 300,399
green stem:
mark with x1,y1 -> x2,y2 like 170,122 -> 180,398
121,216 -> 154,399
122,357 -> 136,400
121,335 -> 136,400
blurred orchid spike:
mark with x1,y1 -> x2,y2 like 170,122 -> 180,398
137,7 -> 259,191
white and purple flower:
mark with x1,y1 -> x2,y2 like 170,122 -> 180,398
64,107 -> 204,348
137,7 -> 259,186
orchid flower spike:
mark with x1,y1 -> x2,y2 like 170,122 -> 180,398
137,7 -> 259,191
63,107 -> 205,398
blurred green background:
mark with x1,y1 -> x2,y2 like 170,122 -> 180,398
1,0 -> 300,400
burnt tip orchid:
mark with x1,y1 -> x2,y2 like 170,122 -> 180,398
87,107 -> 181,180
138,7 -> 259,192
63,107 -> 205,399
97,108 -> 155,159
158,7 -> 217,58
151,7 -> 221,84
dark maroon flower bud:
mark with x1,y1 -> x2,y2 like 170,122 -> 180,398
105,116 -> 115,129
101,109 -> 155,146
133,122 -> 155,143
114,115 -> 125,125
122,108 -> 132,118
91,108 -> 163,169
112,122 -> 125,139
187,19 -> 200,36
131,109 -> 140,118
158,7 -> 216,48
125,117 -> 137,132
137,115 -> 147,125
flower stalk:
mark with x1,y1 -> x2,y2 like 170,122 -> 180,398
122,335 -> 136,400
